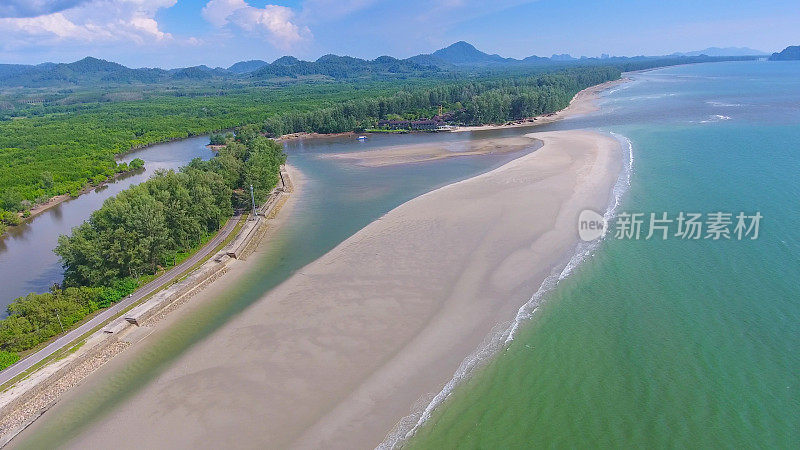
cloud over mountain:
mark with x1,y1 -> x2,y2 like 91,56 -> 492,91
0,0 -> 91,18
0,0 -> 175,46
202,0 -> 311,49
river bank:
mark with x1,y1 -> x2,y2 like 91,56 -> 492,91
0,136 -> 216,310
1,167 -> 145,240
0,165 -> 300,446
1,131 -> 219,241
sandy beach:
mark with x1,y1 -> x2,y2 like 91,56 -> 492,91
18,129 -> 623,449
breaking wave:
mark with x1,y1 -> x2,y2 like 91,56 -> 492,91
699,114 -> 732,123
705,100 -> 743,107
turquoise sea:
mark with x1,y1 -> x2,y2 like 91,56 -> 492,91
406,61 -> 800,448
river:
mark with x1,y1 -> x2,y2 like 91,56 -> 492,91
0,136 -> 214,313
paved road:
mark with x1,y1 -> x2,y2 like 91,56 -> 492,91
0,216 -> 240,386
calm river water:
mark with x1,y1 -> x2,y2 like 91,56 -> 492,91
0,136 -> 214,313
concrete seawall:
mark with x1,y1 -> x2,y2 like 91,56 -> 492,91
0,167 -> 294,445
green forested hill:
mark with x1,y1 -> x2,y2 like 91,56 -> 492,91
250,54 -> 439,79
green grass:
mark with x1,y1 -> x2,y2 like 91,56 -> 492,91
0,351 -> 20,371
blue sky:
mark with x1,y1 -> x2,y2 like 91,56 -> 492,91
0,0 -> 797,68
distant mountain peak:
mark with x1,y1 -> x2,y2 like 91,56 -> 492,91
76,56 -> 103,63
67,56 -> 126,71
227,60 -> 268,74
678,47 -> 767,57
769,45 -> 800,61
445,41 -> 477,51
431,41 -> 506,64
272,56 -> 300,65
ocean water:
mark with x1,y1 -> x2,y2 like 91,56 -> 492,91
406,61 -> 800,448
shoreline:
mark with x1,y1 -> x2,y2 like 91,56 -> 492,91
1,133 -> 213,239
28,129 -> 624,449
272,76 -> 629,144
385,130 -> 634,448
5,76 -> 629,447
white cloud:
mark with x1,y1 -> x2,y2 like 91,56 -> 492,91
202,0 -> 246,27
0,0 -> 92,18
0,0 -> 177,47
299,0 -> 378,22
202,0 -> 310,49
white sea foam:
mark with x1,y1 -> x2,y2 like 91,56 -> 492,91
699,114 -> 732,123
377,132 -> 634,449
605,80 -> 635,95
626,93 -> 676,101
705,100 -> 743,107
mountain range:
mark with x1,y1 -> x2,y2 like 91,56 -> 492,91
0,41 -> 775,88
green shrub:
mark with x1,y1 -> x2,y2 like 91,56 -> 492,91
0,209 -> 21,226
129,158 -> 145,170
0,350 -> 19,371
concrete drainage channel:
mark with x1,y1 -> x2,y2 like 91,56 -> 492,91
0,168 -> 293,446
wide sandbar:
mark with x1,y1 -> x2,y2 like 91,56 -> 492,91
39,130 -> 622,449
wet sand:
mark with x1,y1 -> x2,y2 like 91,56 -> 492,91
29,130 -> 622,449
321,77 -> 626,169
325,135 -> 540,167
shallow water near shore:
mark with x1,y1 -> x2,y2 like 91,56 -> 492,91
406,61 -> 800,448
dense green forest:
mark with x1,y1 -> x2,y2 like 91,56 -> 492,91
0,53 -> 753,231
261,67 -> 620,135
0,81 -> 395,216
0,133 -> 284,366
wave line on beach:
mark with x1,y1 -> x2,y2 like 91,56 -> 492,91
377,131 -> 634,449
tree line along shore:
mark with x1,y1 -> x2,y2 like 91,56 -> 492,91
0,54 -> 743,236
